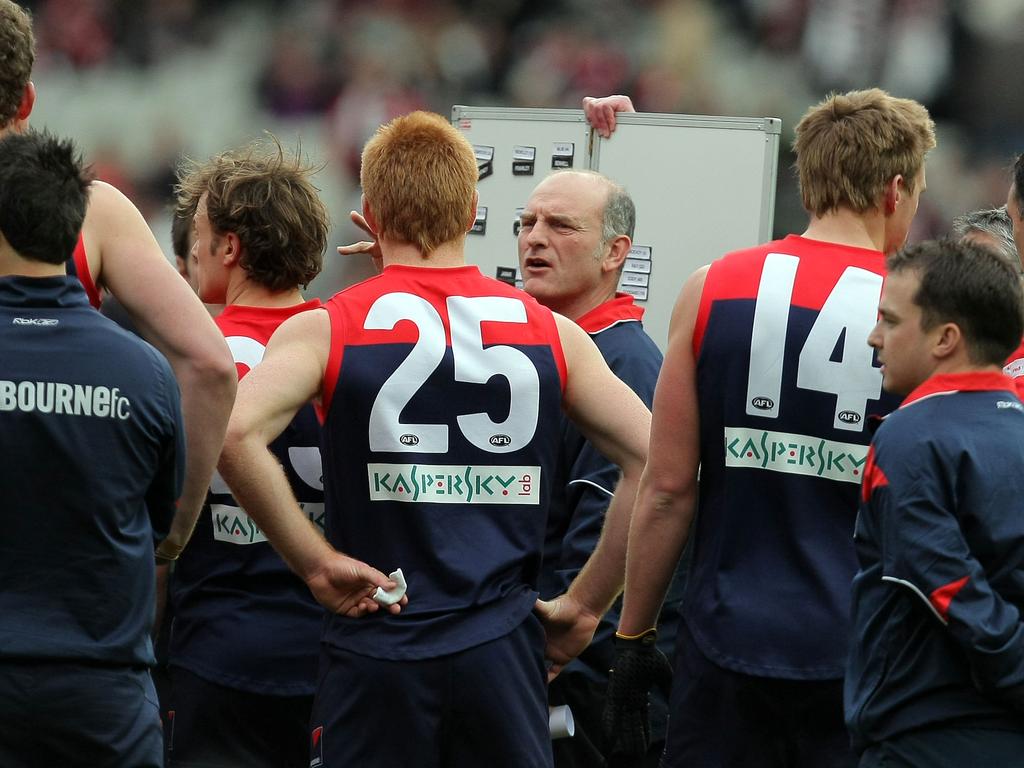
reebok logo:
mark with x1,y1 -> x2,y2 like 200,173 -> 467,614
12,317 -> 58,326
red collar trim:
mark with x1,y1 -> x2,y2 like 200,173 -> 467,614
901,371 -> 1017,408
575,293 -> 644,335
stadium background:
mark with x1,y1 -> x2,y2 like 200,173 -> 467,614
21,0 -> 1024,299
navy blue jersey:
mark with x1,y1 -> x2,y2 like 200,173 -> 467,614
688,235 -> 900,679
0,275 -> 184,666
538,294 -> 678,675
319,264 -> 566,660
846,372 -> 1024,751
170,301 -> 325,696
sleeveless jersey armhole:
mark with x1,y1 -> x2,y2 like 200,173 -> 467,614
691,265 -> 717,360
73,234 -> 102,308
546,309 -> 568,394
320,302 -> 346,416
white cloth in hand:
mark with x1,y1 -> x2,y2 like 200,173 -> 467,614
372,568 -> 407,606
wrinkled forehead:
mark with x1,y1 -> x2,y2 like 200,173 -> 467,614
527,172 -> 608,216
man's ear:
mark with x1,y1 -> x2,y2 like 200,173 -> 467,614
932,322 -> 962,361
15,82 -> 35,123
361,195 -> 380,235
465,190 -> 479,233
221,231 -> 242,266
883,175 -> 904,216
601,234 -> 631,274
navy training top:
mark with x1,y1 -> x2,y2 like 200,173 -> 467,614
0,275 -> 184,667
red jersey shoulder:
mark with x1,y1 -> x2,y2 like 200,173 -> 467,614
326,266 -> 559,348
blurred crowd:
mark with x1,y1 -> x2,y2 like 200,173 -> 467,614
20,0 -> 1024,286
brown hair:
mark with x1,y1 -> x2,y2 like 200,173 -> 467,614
888,238 -> 1023,366
0,1 -> 34,127
793,88 -> 936,217
360,111 -> 478,255
175,136 -> 328,291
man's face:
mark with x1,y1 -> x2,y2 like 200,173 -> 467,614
517,173 -> 610,319
868,269 -> 938,395
192,192 -> 228,304
883,166 -> 926,255
1006,183 -> 1024,268
175,230 -> 200,296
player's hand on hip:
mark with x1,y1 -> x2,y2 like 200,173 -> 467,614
582,95 -> 636,138
534,594 -> 600,682
603,628 -> 673,760
306,554 -> 406,617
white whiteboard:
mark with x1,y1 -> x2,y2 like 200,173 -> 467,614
452,106 -> 781,350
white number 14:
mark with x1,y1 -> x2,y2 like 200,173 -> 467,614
746,253 -> 882,432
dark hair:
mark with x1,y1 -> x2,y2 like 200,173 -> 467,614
170,206 -> 193,262
175,135 -> 328,291
887,238 -> 1024,366
0,129 -> 91,264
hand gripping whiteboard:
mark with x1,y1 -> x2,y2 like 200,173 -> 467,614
452,106 -> 781,350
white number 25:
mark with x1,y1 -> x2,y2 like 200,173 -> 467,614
367,293 -> 541,454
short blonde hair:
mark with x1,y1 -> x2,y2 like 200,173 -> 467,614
360,111 -> 478,255
794,88 -> 936,217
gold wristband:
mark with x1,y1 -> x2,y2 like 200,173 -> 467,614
615,627 -> 658,641
155,540 -> 183,563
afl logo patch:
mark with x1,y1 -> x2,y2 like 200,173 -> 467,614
838,410 -> 862,425
399,434 -> 420,446
750,396 -> 774,411
489,434 -> 512,447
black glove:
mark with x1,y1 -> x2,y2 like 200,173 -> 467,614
602,628 -> 673,762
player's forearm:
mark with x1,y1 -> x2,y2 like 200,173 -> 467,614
160,356 -> 237,555
566,469 -> 639,619
617,477 -> 696,635
218,433 -> 333,581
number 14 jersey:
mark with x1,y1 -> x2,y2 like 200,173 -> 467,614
688,235 -> 900,679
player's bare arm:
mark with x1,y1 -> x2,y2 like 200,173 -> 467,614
617,265 -> 707,636
218,309 -> 402,617
536,314 -> 651,677
82,180 -> 236,558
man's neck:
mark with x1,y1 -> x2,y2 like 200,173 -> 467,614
0,245 -> 66,279
550,282 -> 619,322
801,208 -> 886,253
380,237 -> 467,269
226,279 -> 306,309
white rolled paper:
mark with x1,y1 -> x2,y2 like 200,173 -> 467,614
372,568 -> 407,606
549,705 -> 575,740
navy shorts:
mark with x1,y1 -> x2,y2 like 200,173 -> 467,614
859,725 -> 1024,767
661,620 -> 856,768
165,665 -> 313,768
0,661 -> 162,768
310,613 -> 552,768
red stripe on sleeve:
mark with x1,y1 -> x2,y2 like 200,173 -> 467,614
929,575 -> 970,622
860,444 -> 888,503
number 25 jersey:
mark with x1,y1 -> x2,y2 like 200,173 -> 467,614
319,264 -> 567,660
688,235 -> 900,679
